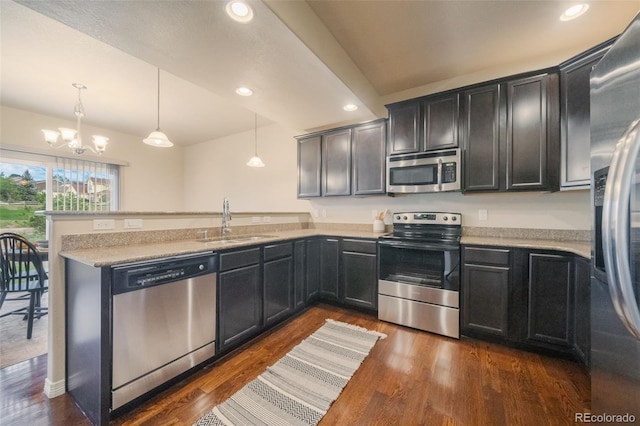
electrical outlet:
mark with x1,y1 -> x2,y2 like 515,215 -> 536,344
252,217 -> 261,223
478,209 -> 488,221
262,216 -> 271,223
93,219 -> 115,230
124,219 -> 143,229
321,209 -> 327,218
372,209 -> 379,219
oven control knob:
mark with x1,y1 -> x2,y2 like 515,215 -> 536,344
403,215 -> 408,220
395,215 -> 401,220
451,216 -> 457,221
443,216 -> 448,221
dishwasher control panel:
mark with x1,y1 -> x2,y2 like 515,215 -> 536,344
112,253 -> 218,294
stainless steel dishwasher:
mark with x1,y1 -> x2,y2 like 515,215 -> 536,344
110,252 -> 217,409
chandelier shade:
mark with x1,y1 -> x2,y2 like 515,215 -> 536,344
144,68 -> 173,148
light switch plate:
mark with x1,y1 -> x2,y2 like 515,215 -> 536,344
478,209 -> 488,221
124,219 -> 143,229
93,219 -> 115,230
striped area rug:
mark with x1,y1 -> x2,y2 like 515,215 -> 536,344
195,319 -> 386,426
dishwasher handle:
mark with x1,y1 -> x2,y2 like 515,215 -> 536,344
112,253 -> 218,295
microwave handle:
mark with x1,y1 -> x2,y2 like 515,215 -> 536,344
437,158 -> 443,191
602,117 -> 640,340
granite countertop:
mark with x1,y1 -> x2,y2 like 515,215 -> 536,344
461,236 -> 590,259
60,229 -> 388,267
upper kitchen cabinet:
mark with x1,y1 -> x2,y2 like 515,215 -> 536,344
386,93 -> 459,155
322,128 -> 352,196
462,83 -> 503,192
296,119 -> 387,198
297,135 -> 322,198
559,39 -> 614,190
352,120 -> 387,195
423,93 -> 460,151
463,71 -> 560,193
387,102 -> 420,154
506,73 -> 560,191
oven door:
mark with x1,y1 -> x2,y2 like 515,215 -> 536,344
378,239 -> 460,292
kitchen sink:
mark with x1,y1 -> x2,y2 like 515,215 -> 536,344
195,235 -> 276,244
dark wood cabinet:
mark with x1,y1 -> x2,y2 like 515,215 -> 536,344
218,248 -> 262,353
320,238 -> 340,299
560,41 -> 612,189
573,257 -> 590,368
296,135 -> 322,198
322,129 -> 352,196
526,252 -> 573,348
306,238 -> 321,301
297,120 -> 386,198
341,239 -> 377,310
423,93 -> 460,150
462,72 -> 560,193
293,240 -> 306,310
462,84 -> 503,192
506,73 -> 560,191
388,102 -> 420,154
461,246 -> 511,338
263,243 -> 293,327
352,120 -> 387,195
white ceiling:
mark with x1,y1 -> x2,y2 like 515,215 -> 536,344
1,0 -> 639,147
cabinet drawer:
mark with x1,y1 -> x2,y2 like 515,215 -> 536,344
264,242 -> 293,261
464,246 -> 510,266
342,239 -> 377,254
220,248 -> 261,272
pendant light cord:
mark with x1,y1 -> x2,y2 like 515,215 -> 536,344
156,68 -> 161,130
254,112 -> 258,155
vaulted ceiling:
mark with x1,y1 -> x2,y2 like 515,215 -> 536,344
1,1 -> 638,146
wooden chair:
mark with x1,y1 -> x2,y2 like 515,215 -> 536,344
0,232 -> 48,339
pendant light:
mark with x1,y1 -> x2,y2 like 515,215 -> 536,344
143,68 -> 173,148
246,113 -> 265,167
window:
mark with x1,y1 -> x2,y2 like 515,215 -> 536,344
0,149 -> 120,241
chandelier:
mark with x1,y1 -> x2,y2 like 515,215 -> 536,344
42,83 -> 108,155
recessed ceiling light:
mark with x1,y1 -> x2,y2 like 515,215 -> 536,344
226,1 -> 254,23
343,104 -> 358,112
236,87 -> 253,96
560,4 -> 589,21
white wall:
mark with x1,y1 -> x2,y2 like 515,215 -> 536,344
183,123 -> 309,212
184,121 -> 591,231
0,106 -> 184,211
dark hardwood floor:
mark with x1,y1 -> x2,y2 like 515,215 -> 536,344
0,304 -> 589,425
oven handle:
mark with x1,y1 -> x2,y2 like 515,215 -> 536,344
378,239 -> 460,251
437,157 -> 443,191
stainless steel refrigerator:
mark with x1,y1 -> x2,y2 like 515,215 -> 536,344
590,11 -> 640,419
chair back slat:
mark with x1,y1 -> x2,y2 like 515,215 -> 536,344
0,233 -> 47,292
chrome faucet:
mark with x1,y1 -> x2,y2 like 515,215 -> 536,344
222,197 -> 232,236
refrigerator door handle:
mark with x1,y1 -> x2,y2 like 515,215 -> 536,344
603,117 -> 640,340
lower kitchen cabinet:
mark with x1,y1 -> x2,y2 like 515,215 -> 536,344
526,252 -> 573,348
320,238 -> 340,299
462,245 -> 587,364
461,246 -> 511,338
306,238 -> 321,301
293,240 -> 306,310
341,239 -> 377,310
218,248 -> 262,354
263,243 -> 294,327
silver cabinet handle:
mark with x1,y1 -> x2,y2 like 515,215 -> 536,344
603,117 -> 640,340
437,157 -> 443,191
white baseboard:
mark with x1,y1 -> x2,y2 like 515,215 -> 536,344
44,377 -> 66,398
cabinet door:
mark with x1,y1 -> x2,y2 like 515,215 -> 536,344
560,48 -> 608,189
388,102 -> 420,155
352,120 -> 387,195
320,238 -> 340,299
306,239 -> 321,301
527,253 -> 573,347
462,84 -> 502,192
218,264 -> 261,353
423,93 -> 459,151
297,135 -> 322,198
264,256 -> 293,327
506,73 -> 559,191
573,257 -> 590,367
322,129 -> 352,196
462,264 -> 510,337
293,240 -> 306,310
341,239 -> 377,310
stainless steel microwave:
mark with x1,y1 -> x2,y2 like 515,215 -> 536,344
386,148 -> 461,194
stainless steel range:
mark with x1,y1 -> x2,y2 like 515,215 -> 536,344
378,212 -> 461,338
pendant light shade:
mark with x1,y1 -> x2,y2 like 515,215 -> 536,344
144,68 -> 173,148
247,113 -> 265,167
